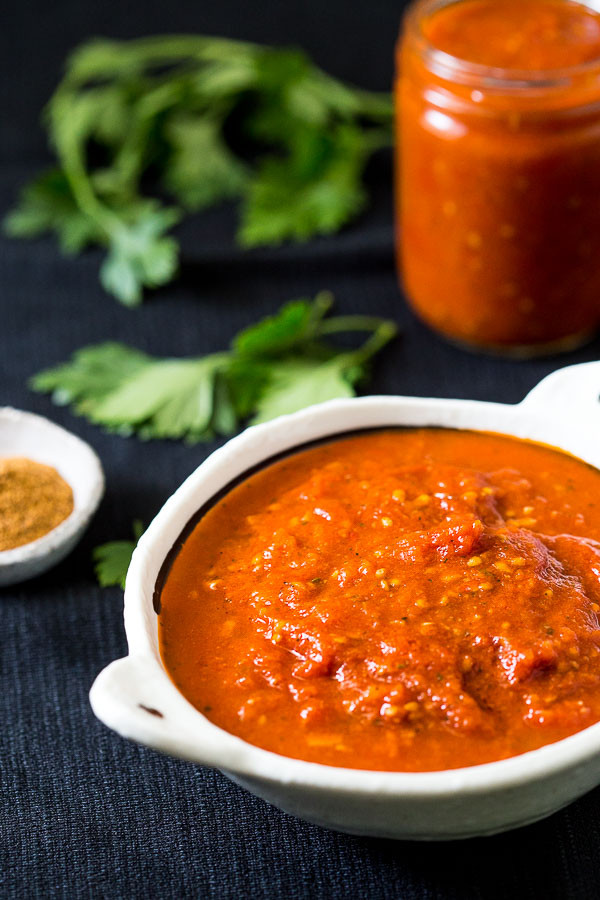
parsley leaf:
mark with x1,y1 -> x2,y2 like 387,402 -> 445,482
250,356 -> 357,424
99,205 -> 181,307
32,342 -> 151,412
91,355 -> 232,440
93,520 -> 144,589
164,115 -> 248,211
239,124 -> 381,247
31,293 -> 397,442
232,291 -> 333,358
4,36 -> 392,303
33,348 -> 232,441
3,169 -> 102,255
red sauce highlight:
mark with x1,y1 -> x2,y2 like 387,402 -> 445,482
159,429 -> 600,772
397,0 -> 600,353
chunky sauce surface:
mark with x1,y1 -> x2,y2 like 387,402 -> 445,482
159,429 -> 600,771
398,0 -> 600,351
425,0 -> 600,70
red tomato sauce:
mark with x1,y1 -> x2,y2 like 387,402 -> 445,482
158,429 -> 600,771
397,0 -> 600,353
424,0 -> 600,70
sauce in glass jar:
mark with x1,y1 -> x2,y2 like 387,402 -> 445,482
396,0 -> 600,355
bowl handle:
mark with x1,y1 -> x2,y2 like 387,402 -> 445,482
521,361 -> 600,422
89,655 -> 223,766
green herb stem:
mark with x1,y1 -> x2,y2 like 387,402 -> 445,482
5,34 -> 393,303
32,294 -> 398,442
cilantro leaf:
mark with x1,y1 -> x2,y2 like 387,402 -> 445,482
31,294 -> 397,442
4,35 -> 392,303
93,520 -> 144,589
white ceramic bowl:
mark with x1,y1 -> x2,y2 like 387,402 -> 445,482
90,362 -> 600,840
0,408 -> 105,586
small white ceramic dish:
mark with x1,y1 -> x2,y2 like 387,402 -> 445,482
0,408 -> 105,586
90,362 -> 600,840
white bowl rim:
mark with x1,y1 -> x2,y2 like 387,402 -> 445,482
90,361 -> 600,798
0,406 -> 105,565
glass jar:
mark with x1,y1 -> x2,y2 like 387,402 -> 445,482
396,0 -> 600,356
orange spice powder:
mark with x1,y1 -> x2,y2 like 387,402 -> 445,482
0,457 -> 74,551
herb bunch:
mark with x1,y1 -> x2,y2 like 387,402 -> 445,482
32,292 -> 397,442
5,36 -> 393,305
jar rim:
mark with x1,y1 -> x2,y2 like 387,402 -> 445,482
404,0 -> 600,90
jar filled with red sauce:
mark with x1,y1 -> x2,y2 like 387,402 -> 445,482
396,0 -> 600,355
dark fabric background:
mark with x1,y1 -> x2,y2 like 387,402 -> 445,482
2,1 -> 600,897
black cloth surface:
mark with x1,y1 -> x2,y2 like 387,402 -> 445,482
3,1 -> 600,897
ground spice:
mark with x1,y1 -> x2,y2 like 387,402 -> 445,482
0,457 -> 74,551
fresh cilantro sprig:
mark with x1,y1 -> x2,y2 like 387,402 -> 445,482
30,293 -> 397,442
93,520 -> 144,589
4,36 -> 392,305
